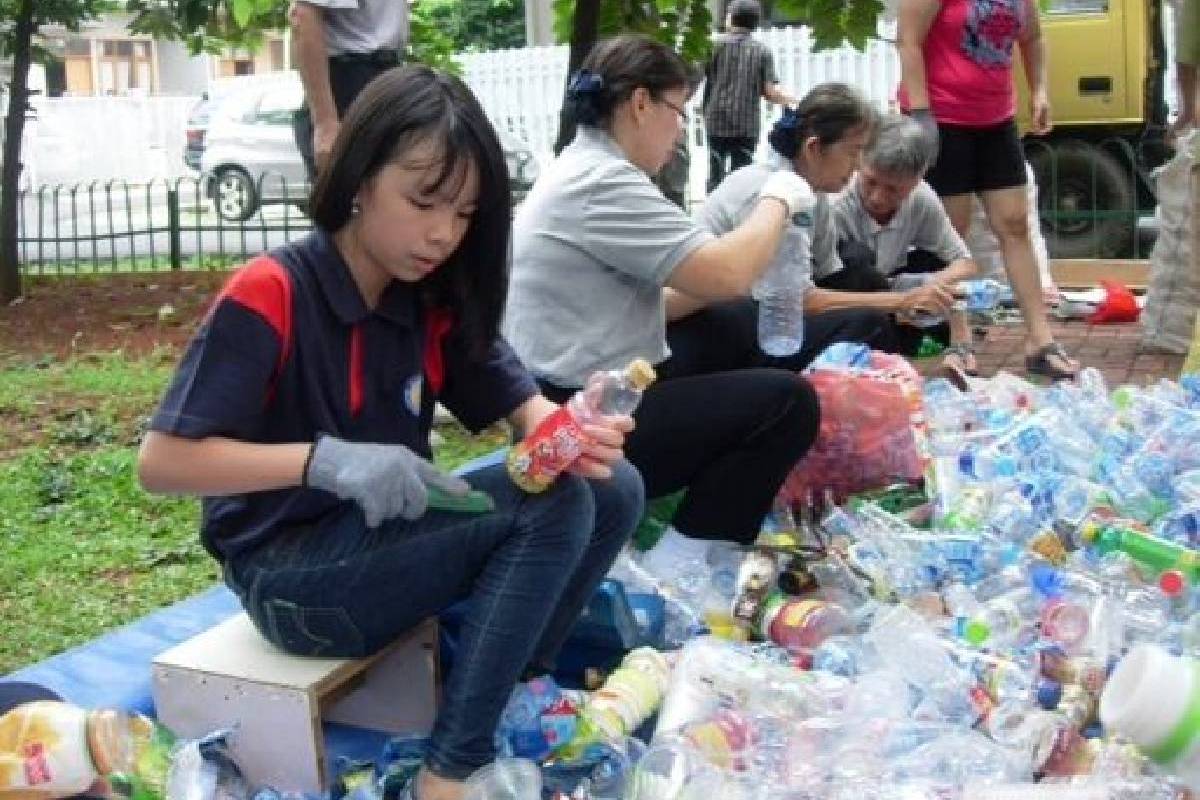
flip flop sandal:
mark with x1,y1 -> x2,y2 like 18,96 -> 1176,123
939,343 -> 979,390
1025,341 -> 1080,382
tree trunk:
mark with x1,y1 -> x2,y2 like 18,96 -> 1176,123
0,0 -> 35,303
552,0 -> 600,154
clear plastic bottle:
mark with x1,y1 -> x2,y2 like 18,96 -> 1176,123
957,278 -> 1008,312
507,358 -> 656,492
865,604 -> 961,690
0,701 -> 165,799
756,210 -> 812,357
958,443 -> 1018,481
462,758 -> 542,800
756,595 -> 851,662
559,648 -> 671,760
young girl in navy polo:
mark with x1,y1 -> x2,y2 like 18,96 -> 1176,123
138,66 -> 643,800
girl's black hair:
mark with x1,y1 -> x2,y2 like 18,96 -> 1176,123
567,34 -> 696,127
767,82 -> 877,159
310,65 -> 511,358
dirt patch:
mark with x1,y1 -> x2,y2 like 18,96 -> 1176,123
0,272 -> 227,359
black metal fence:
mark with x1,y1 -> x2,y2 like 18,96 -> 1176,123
18,174 -> 312,275
16,140 -> 1163,276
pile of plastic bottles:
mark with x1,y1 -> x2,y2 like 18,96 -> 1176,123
27,362 -> 1200,800
449,365 -> 1200,800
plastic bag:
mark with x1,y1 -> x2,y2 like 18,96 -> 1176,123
1088,280 -> 1141,324
780,347 -> 928,504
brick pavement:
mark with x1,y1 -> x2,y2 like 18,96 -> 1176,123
963,319 -> 1187,386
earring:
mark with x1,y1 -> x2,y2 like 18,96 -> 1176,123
350,200 -> 361,216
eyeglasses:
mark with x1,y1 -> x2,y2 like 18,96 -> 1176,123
658,98 -> 689,124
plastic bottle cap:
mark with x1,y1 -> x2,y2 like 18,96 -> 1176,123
1030,565 -> 1063,599
1037,680 -> 1063,710
1160,570 -> 1187,597
962,618 -> 991,647
624,358 -> 657,391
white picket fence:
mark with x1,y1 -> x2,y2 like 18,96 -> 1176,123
459,27 -> 903,161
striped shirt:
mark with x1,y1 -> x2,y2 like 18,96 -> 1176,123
702,32 -> 779,139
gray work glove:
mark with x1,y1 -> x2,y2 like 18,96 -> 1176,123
304,434 -> 470,527
910,108 -> 940,158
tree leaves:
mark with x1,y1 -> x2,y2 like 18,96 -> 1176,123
767,0 -> 881,50
412,0 -> 526,55
230,0 -> 255,28
126,0 -> 289,56
554,0 -> 714,63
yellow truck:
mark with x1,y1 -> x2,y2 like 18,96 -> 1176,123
1016,0 -> 1173,258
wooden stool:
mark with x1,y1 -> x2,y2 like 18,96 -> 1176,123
152,613 -> 438,795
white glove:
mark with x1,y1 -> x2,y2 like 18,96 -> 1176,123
759,170 -> 817,217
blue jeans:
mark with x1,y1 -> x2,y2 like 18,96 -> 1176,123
223,460 -> 644,779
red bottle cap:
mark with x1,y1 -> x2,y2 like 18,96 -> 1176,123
1159,569 -> 1187,597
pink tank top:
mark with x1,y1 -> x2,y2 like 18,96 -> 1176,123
898,0 -> 1029,127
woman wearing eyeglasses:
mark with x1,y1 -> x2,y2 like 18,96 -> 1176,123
504,33 -> 820,595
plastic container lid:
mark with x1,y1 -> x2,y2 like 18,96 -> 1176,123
1100,644 -> 1195,760
1036,679 -> 1063,710
624,359 -> 657,391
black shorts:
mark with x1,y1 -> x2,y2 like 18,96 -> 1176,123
924,118 -> 1027,197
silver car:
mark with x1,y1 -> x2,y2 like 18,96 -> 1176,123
198,73 -> 542,222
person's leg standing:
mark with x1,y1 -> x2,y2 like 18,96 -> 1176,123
293,106 -> 317,182
923,121 -> 977,237
1173,0 -> 1198,138
623,369 -> 820,543
226,462 -> 632,779
294,59 -> 391,183
729,136 -> 757,174
708,135 -> 733,193
976,121 -> 1077,377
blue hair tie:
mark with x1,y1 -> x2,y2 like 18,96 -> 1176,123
567,69 -> 605,97
774,106 -> 802,132
566,69 -> 606,125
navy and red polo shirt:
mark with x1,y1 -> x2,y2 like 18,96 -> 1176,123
149,229 -> 538,562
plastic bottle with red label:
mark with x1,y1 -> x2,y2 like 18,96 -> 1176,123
507,359 -> 656,493
755,594 -> 851,666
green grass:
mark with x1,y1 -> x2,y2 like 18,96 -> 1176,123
0,351 -> 508,673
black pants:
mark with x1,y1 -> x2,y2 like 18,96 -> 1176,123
819,243 -> 952,356
294,54 -> 398,180
661,296 -> 901,372
706,135 -> 756,193
540,305 -> 823,544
